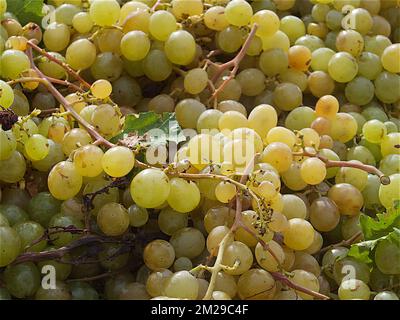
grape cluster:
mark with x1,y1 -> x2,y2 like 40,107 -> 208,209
0,0 -> 399,301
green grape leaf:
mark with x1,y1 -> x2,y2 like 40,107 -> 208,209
348,228 -> 400,264
6,0 -> 45,26
112,112 -> 186,148
359,205 -> 400,241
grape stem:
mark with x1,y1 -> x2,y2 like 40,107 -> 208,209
208,24 -> 258,102
25,46 -> 115,149
7,77 -> 84,93
293,150 -> 390,185
319,231 -> 363,254
27,41 -> 91,90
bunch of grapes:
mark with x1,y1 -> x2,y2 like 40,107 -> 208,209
0,0 -> 399,301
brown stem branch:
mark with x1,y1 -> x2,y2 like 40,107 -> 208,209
319,231 -> 363,254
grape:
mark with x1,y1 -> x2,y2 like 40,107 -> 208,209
184,68 -> 208,95
237,269 -> 276,300
97,202 -> 129,237
236,68 -> 266,96
165,30 -> 196,66
259,48 -> 288,77
261,30 -> 290,52
0,80 -> 14,109
66,39 -> 97,71
14,221 -> 46,252
331,113 -> 358,143
379,174 -> 400,209
335,161 -> 368,191
357,52 -> 383,80
221,241 -> 253,276
224,0 -> 252,27
148,10 -> 177,41
102,146 -> 135,178
338,279 -> 370,300
336,30 -> 364,57
311,48 -> 335,72
120,31 -> 150,62
374,71 -> 400,104
261,142 -> 293,173
380,155 -> 400,176
73,145 -> 104,178
158,207 -> 188,236
0,226 -> 21,267
0,128 -> 16,160
293,252 -> 321,277
381,133 -> 400,157
283,218 -> 315,251
328,52 -> 358,83
127,204 -> 148,228
251,10 -> 279,37
48,161 -> 82,201
304,231 -> 323,255
0,151 -> 26,183
143,240 -> 175,271
171,0 -> 203,19
308,70 -> 335,97
290,270 -> 320,300
300,158 -> 327,186
24,134 -> 50,161
4,262 -> 40,298
89,0 -> 120,27
375,291 -> 399,300
163,271 -> 198,300
273,83 -> 302,111
363,120 -> 387,144
280,15 -> 306,45
381,44 -> 400,73
167,178 -> 201,213
70,282 -> 99,300
130,169 -> 170,209
328,183 -> 364,215
35,281 -> 71,300
288,45 -> 312,71
146,269 -> 173,297
255,240 -> 285,272
49,214 -> 83,247
203,6 -> 228,31
0,49 -> 30,80
0,204 -> 28,227
170,227 -> 205,259
310,197 -> 340,232
173,257 -> 192,272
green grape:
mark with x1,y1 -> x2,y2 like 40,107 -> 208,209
0,80 -> 15,109
91,53 -> 123,81
261,30 -> 290,52
281,194 -> 307,220
361,103 -> 389,122
345,77 -> 374,106
303,231 -> 323,255
237,268 -> 276,300
142,49 -> 172,81
0,213 -> 8,227
357,52 -> 383,80
251,9 -> 279,37
362,174 -> 382,209
66,39 -> 97,71
0,128 -> 16,160
123,57 -> 145,78
32,140 -> 64,172
381,133 -> 400,157
165,30 -> 196,65
221,241 -> 253,276
0,49 -> 30,79
336,30 -> 364,57
4,262 -> 40,298
216,26 -> 244,54
309,197 -> 340,232
130,169 -> 170,208
175,99 -> 206,129
0,226 -> 21,267
72,12 -> 93,33
37,52 -> 67,80
102,146 -> 135,178
273,83 -> 302,111
236,68 -> 266,96
91,104 -> 122,137
295,35 -> 324,52
14,221 -> 46,252
293,252 -> 321,277
197,109 -> 223,132
335,161 -> 368,191
290,270 -> 320,300
312,3 -> 330,22
266,126 -> 296,149
203,6 -> 229,31
285,106 -> 316,131
97,202 -> 130,237
379,173 -> 400,209
0,287 -> 11,300
54,3 -> 80,25
374,291 -> 399,300
48,161 -> 83,201
120,31 -> 150,62
24,134 -> 50,161
363,120 -> 387,144
127,204 -> 148,227
255,240 -> 285,272
172,257 -> 192,272
214,182 -> 236,204
341,214 -> 363,241
163,271 -> 199,300
328,52 -> 358,83
149,10 -> 177,41
171,0 -> 203,19
98,243 -> 129,271
381,44 -> 400,73
143,240 -> 175,271
111,76 -> 142,108
35,281 -> 71,300
374,71 -> 400,104
328,183 -> 364,216
283,218 -> 315,251
73,145 -> 104,178
90,79 -> 112,100
259,48 -> 288,77
89,0 -> 120,27
261,142 -> 293,173
0,204 -> 28,226
384,121 -> 398,134
338,279 -> 370,300
167,178 -> 201,213
48,214 -> 83,248
308,70 -> 335,97
70,282 -> 99,300
28,192 -> 61,227
158,207 -> 188,236
184,68 -> 208,95
206,226 -> 232,256
0,151 -> 26,183
326,9 -> 344,30
300,158 -> 327,186
62,128 -> 92,156
224,0 -> 252,27
380,154 -> 400,176
280,15 -> 306,45
311,48 -> 335,72
365,34 -> 392,56
347,146 -> 376,166
331,113 -> 358,143
278,68 -> 308,92
43,22 -> 70,52
169,227 -> 205,260
146,269 -> 173,297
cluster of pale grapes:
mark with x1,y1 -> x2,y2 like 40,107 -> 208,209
0,0 -> 399,301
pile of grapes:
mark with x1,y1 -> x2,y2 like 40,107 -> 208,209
0,0 -> 399,301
